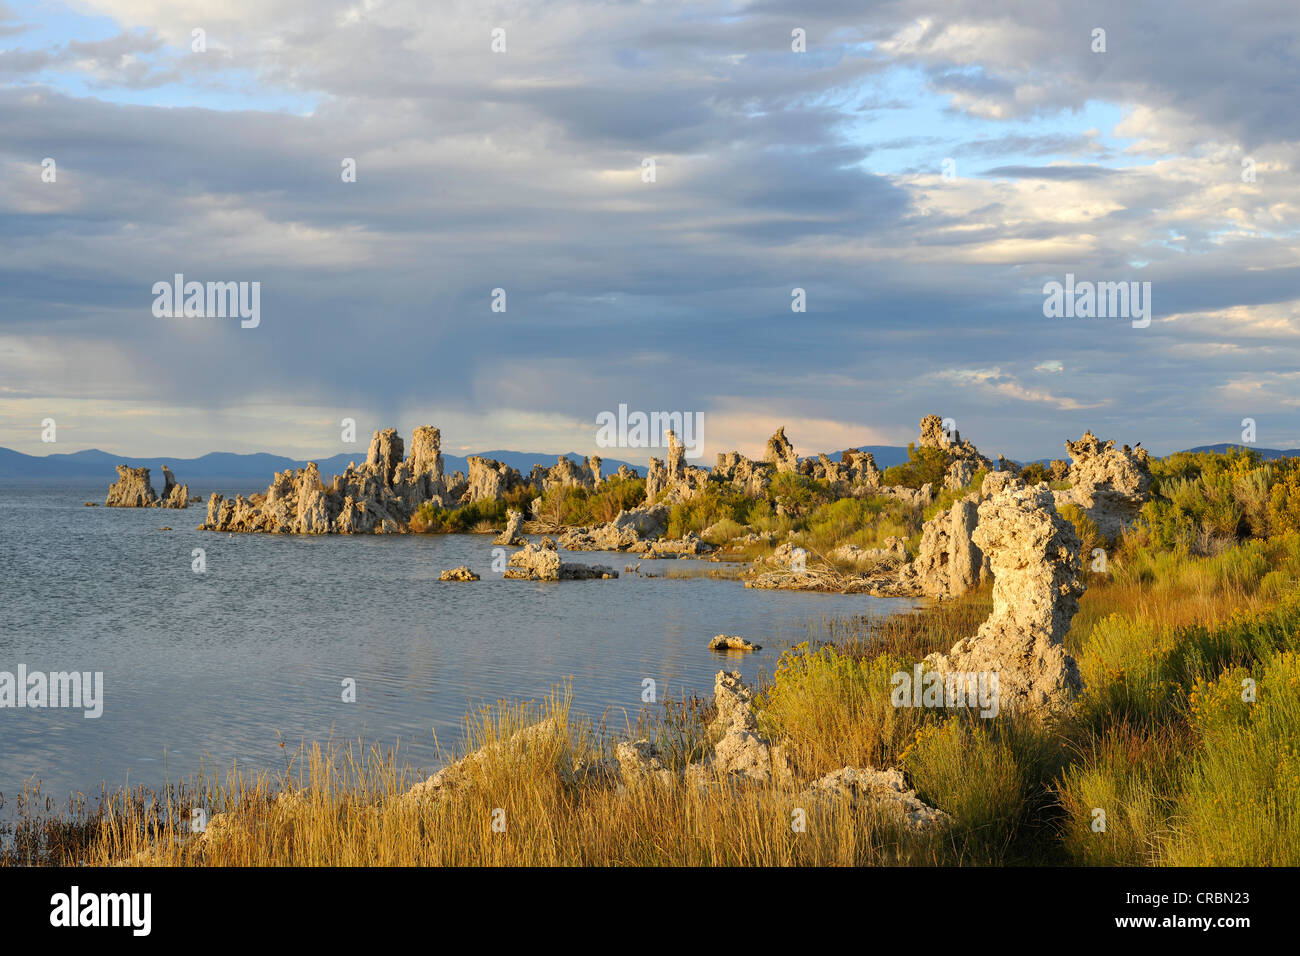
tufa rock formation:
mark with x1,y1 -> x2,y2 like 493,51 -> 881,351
106,466 -> 158,507
764,426 -> 800,474
918,413 -> 993,473
494,509 -> 525,546
687,671 -> 792,785
709,634 -> 762,652
1053,431 -> 1152,539
439,566 -> 480,581
203,427 -> 448,534
913,497 -> 987,599
106,465 -> 189,509
924,485 -> 1085,718
503,538 -> 618,581
798,766 -> 951,832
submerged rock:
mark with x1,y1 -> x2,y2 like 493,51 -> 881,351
709,635 -> 761,652
504,539 -> 618,581
439,565 -> 480,581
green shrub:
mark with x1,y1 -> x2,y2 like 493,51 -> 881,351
902,715 -> 1061,862
534,477 -> 645,528
1169,651 -> 1300,864
1056,726 -> 1185,865
758,645 -> 927,776
881,443 -> 950,489
666,483 -> 750,538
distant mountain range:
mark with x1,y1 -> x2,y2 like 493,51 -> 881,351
0,446 -> 646,485
3,441 -> 1296,488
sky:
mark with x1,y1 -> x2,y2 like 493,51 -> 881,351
1,0 -> 1298,463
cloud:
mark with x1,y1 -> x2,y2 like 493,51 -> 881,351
0,0 -> 1297,460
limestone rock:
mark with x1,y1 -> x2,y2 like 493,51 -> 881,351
714,451 -> 775,497
914,498 -> 985,598
439,565 -> 480,581
799,767 -> 951,831
464,456 -> 524,504
945,459 -> 976,491
687,671 -> 791,785
709,634 -> 762,652
365,428 -> 404,486
615,740 -> 674,788
557,504 -> 670,551
504,539 -> 562,580
645,436 -> 710,503
918,414 -> 992,472
494,509 -> 525,546
833,537 -> 908,569
200,427 -> 455,534
925,485 -> 1085,717
105,466 -> 159,508
157,466 -> 190,509
981,470 -> 1024,498
504,539 -> 618,581
1054,431 -> 1152,539
402,718 -> 565,803
764,427 -> 800,474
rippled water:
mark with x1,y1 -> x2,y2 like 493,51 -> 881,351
0,481 -> 917,804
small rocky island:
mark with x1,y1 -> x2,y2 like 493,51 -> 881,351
105,465 -> 191,509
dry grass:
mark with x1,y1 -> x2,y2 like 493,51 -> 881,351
40,695 -> 946,867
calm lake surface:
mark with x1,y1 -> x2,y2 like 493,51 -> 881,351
0,481 -> 917,804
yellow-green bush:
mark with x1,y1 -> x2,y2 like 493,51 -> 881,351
1168,651 -> 1300,865
758,644 -> 927,776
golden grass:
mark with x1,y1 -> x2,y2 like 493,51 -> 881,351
59,695 -> 946,867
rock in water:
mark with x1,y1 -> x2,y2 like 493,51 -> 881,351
494,509 -> 525,546
504,539 -> 618,581
158,465 -> 190,509
105,466 -> 159,508
709,635 -> 761,652
439,566 -> 480,581
924,484 -> 1085,718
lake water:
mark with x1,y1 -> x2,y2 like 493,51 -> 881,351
0,481 -> 917,805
